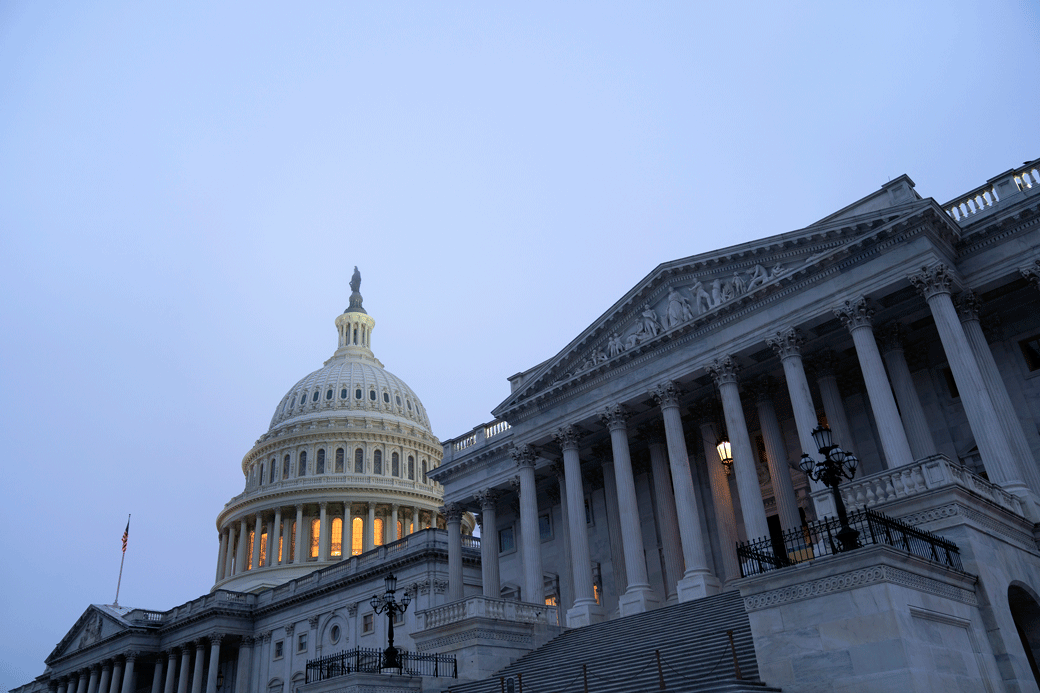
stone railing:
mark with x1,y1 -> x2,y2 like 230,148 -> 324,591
944,160 -> 1040,222
416,596 -> 555,630
839,454 -> 1024,517
442,419 -> 514,463
224,473 -> 440,509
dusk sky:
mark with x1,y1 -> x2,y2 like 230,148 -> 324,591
1,2 -> 1037,686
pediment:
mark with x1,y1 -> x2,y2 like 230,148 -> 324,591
48,605 -> 130,662
494,196 -> 942,418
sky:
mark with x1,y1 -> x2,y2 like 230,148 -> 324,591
1,1 -> 1037,686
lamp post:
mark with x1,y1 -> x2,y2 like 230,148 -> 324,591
370,573 -> 411,670
799,424 -> 860,552
716,436 -> 734,476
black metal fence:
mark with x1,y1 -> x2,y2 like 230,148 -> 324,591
305,647 -> 457,683
736,507 -> 962,578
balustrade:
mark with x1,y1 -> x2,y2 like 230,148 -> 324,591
417,595 -> 555,630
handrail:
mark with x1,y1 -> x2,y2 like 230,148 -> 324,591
305,647 -> 457,681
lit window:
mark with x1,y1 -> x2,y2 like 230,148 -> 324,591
391,452 -> 399,477
593,584 -> 601,605
408,456 -> 415,480
362,614 -> 374,634
374,518 -> 384,546
354,448 -> 364,473
335,448 -> 344,473
397,520 -> 403,540
277,531 -> 283,563
374,450 -> 383,475
351,517 -> 363,555
289,521 -> 296,562
331,517 -> 343,557
298,451 -> 307,476
310,518 -> 320,558
247,530 -> 255,569
298,632 -> 308,652
316,449 -> 325,474
545,595 -> 558,607
259,532 -> 267,566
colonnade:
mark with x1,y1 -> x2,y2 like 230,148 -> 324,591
217,502 -> 439,582
447,263 -> 1040,627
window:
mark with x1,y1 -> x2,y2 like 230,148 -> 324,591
374,517 -> 384,546
316,449 -> 325,474
355,388 -> 362,400
1020,335 -> 1040,371
355,448 -> 364,473
341,388 -> 348,399
408,456 -> 415,480
421,460 -> 428,483
391,452 -> 400,477
258,462 -> 264,486
310,518 -> 320,558
300,394 -> 307,405
277,530 -> 283,563
394,609 -> 405,626
362,614 -> 374,634
289,521 -> 296,562
335,448 -> 344,473
539,513 -> 553,542
330,624 -> 341,643
407,399 -> 412,410
374,450 -> 383,475
247,530 -> 255,569
352,517 -> 363,555
270,459 -> 276,483
298,450 -> 307,476
283,455 -> 290,480
326,389 -> 333,400
499,526 -> 515,554
369,389 -> 376,401
397,520 -> 403,540
331,517 -> 343,557
274,640 -> 284,659
298,632 -> 308,653
395,395 -> 401,406
259,532 -> 267,566
312,391 -> 319,402
383,392 -> 390,403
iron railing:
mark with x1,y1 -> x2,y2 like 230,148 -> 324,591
305,647 -> 457,682
736,507 -> 962,577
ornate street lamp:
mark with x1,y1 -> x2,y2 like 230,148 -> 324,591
370,573 -> 412,670
799,424 -> 860,552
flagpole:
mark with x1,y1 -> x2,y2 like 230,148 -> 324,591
114,514 -> 130,607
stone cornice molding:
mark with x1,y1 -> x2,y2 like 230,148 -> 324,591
834,297 -> 874,331
766,327 -> 804,361
908,263 -> 955,300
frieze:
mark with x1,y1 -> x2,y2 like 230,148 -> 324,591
743,563 -> 976,612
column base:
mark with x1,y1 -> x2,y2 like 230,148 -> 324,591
677,572 -> 721,602
618,585 -> 660,616
565,599 -> 604,628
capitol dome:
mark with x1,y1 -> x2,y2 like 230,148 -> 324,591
212,269 -> 465,593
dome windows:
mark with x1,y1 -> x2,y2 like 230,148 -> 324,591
283,455 -> 290,480
300,394 -> 307,406
312,391 -> 319,402
407,399 -> 412,411
335,448 -> 344,473
269,458 -> 276,483
355,388 -> 362,400
374,450 -> 383,475
391,452 -> 399,477
354,448 -> 364,473
341,388 -> 348,399
383,392 -> 390,404
369,389 -> 376,401
316,449 -> 325,474
298,451 -> 307,476
326,389 -> 333,400
408,455 -> 415,480
421,459 -> 428,484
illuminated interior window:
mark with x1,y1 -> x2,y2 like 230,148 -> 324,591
247,530 -> 255,570
259,532 -> 267,566
397,520 -> 403,540
277,533 -> 283,563
545,595 -> 558,607
351,518 -> 363,555
310,518 -> 320,558
331,517 -> 343,557
593,585 -> 601,605
374,518 -> 384,547
289,522 -> 296,562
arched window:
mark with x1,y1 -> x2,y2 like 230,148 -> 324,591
397,520 -> 403,540
341,388 -> 348,399
351,517 -> 363,556
335,448 -> 344,473
259,531 -> 267,566
270,458 -> 276,483
391,452 -> 400,477
247,530 -> 255,570
300,393 -> 307,405
355,388 -> 362,400
289,521 -> 296,562
373,450 -> 383,475
331,517 -> 343,557
383,392 -> 390,403
312,391 -> 319,402
283,455 -> 290,480
422,459 -> 428,483
374,517 -> 384,547
354,448 -> 364,473
310,518 -> 320,558
316,449 -> 325,474
369,389 -> 376,401
408,456 -> 415,480
325,388 -> 333,400
298,450 -> 307,477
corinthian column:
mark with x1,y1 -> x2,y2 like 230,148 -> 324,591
511,445 -> 544,605
204,637 -> 222,693
747,376 -> 802,531
443,502 -> 464,601
163,652 -> 177,693
652,382 -> 721,601
87,666 -> 99,693
834,298 -> 915,468
234,637 -> 253,693
910,265 -> 1039,519
476,490 -> 501,597
97,663 -> 111,693
176,647 -> 191,693
250,513 -> 262,570
235,518 -> 248,573
708,357 -> 770,542
601,405 -> 660,616
878,323 -> 936,460
215,531 -> 227,583
643,424 -> 683,603
599,454 -> 627,597
553,427 -> 603,626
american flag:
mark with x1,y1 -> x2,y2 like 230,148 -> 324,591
122,517 -> 130,554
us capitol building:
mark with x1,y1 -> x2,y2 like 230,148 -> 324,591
14,158 -> 1040,693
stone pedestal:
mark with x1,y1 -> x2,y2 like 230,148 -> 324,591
299,672 -> 420,693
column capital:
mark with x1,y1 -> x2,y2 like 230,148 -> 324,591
650,380 -> 683,409
955,289 -> 983,322
908,263 -> 955,300
553,425 -> 584,451
1020,259 -> 1040,290
308,615 -> 320,629
101,661 -> 112,672
707,355 -> 740,385
475,488 -> 501,509
600,404 -> 630,432
284,623 -> 295,637
194,638 -> 206,651
319,501 -> 328,510
239,636 -> 254,647
834,297 -> 874,330
124,651 -> 139,662
209,634 -> 224,646
877,322 -> 908,353
89,664 -> 99,674
164,650 -> 176,661
511,443 -> 537,468
295,503 -> 304,511
440,502 -> 464,523
766,327 -> 804,360
509,474 -> 522,495
260,630 -> 273,643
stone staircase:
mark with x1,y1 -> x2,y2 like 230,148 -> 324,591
441,591 -> 780,693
